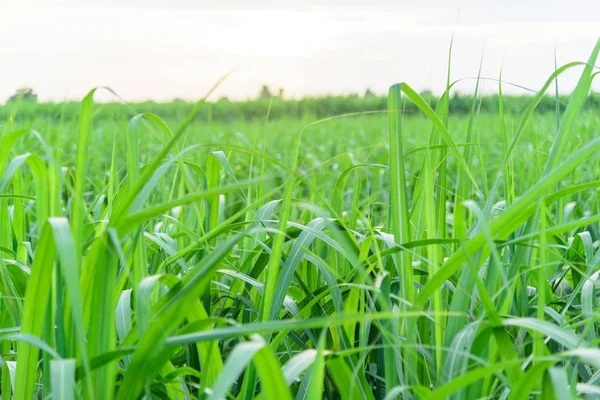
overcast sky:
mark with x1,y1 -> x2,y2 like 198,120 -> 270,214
1,0 -> 599,102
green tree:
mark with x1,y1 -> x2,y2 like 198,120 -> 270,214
7,87 -> 38,103
419,89 -> 433,100
364,88 -> 376,98
259,84 -> 272,99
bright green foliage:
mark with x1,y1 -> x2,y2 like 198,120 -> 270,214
0,40 -> 600,400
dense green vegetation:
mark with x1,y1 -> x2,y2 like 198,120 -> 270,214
5,88 -> 600,123
1,41 -> 600,399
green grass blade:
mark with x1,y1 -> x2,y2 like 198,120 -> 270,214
50,359 -> 76,400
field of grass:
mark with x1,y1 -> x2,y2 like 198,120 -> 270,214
1,40 -> 600,399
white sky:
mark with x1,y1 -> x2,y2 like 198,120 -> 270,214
0,0 -> 599,102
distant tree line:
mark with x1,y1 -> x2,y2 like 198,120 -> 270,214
3,86 -> 600,122
7,87 -> 38,103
